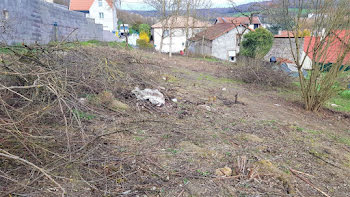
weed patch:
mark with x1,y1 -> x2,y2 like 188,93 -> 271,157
72,109 -> 96,120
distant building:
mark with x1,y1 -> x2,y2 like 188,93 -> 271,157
301,30 -> 350,69
188,23 -> 252,62
264,31 -> 304,64
69,0 -> 117,32
214,16 -> 262,30
151,16 -> 210,53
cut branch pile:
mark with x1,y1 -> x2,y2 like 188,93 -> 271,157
0,43 -> 172,196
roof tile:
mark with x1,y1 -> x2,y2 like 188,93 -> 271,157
70,0 -> 113,11
304,30 -> 350,65
189,23 -> 252,41
216,17 -> 261,25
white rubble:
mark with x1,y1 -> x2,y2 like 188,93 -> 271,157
132,87 -> 165,106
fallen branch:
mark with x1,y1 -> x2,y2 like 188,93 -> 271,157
0,149 -> 66,197
290,168 -> 330,197
0,84 -> 44,90
177,189 -> 185,197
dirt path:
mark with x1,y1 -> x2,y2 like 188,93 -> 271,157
125,51 -> 350,197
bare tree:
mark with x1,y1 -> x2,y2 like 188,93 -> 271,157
168,0 -> 183,57
228,0 -> 267,24
145,0 -> 173,53
183,0 -> 212,53
268,0 -> 350,111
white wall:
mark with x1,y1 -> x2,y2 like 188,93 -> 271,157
153,27 -> 204,53
89,0 -> 115,31
248,24 -> 260,30
212,26 -> 248,61
300,51 -> 313,70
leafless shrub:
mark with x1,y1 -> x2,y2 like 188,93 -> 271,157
232,56 -> 292,88
0,43 -> 164,196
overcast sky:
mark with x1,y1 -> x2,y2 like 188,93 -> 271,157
120,0 -> 256,10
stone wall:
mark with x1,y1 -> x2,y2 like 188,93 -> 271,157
264,38 -> 304,62
0,0 -> 103,45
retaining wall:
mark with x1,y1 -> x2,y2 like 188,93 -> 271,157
0,0 -> 104,44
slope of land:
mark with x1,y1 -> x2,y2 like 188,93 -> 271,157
1,44 -> 350,197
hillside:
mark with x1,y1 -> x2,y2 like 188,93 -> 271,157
1,43 -> 350,196
127,1 -> 272,18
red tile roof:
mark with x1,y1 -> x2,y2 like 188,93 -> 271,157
70,0 -> 113,11
304,30 -> 350,65
216,17 -> 261,25
189,23 -> 252,41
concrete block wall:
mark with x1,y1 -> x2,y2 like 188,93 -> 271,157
264,38 -> 304,62
0,0 -> 103,45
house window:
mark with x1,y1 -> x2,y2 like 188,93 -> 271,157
98,0 -> 103,7
3,9 -> 9,20
254,24 -> 259,29
163,30 -> 169,37
99,12 -> 104,19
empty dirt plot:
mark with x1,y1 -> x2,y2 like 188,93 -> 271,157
1,44 -> 349,196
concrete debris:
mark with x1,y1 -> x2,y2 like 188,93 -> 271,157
122,190 -> 131,195
78,98 -> 87,104
331,103 -> 340,107
132,87 -> 165,106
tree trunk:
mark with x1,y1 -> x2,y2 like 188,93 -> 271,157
169,28 -> 172,57
184,2 -> 191,53
201,35 -> 205,57
159,27 -> 164,53
123,23 -> 129,49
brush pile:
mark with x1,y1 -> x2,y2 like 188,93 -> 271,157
0,43 -> 169,196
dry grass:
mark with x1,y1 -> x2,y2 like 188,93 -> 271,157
1,43 -> 349,197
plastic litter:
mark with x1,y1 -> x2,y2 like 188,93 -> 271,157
132,87 -> 165,106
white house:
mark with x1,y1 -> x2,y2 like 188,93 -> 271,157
151,16 -> 210,53
69,0 -> 117,32
188,23 -> 252,62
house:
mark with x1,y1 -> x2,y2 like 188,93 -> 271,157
188,23 -> 252,62
264,30 -> 304,62
151,16 -> 210,53
301,30 -> 350,70
214,16 -> 261,30
69,0 -> 117,32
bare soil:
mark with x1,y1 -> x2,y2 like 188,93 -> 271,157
1,46 -> 350,197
